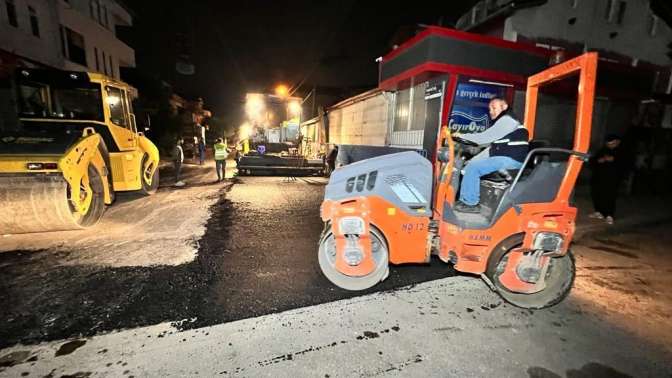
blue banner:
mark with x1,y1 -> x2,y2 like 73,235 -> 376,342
448,82 -> 506,133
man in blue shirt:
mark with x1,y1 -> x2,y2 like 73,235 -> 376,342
454,98 -> 529,213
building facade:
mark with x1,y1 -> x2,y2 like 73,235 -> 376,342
455,0 -> 672,190
456,0 -> 671,67
326,89 -> 392,147
0,0 -> 134,78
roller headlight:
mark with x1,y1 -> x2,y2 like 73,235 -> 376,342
533,232 -> 563,252
339,216 -> 365,235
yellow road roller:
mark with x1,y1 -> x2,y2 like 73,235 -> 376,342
0,69 -> 160,234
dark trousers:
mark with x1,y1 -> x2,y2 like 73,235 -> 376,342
591,175 -> 620,217
174,161 -> 182,182
215,159 -> 226,180
198,143 -> 206,165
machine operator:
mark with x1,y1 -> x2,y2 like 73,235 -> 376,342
454,97 -> 529,213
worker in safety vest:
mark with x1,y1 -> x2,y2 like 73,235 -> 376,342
454,97 -> 529,213
214,138 -> 230,182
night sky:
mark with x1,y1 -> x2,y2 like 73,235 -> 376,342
127,1 -> 479,121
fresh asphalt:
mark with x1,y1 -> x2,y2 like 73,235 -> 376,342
0,174 -> 457,348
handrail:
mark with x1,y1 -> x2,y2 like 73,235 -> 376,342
508,147 -> 589,194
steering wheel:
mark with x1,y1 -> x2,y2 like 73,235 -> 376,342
452,136 -> 478,147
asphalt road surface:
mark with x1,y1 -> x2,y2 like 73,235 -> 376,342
2,165 -> 672,376
2,219 -> 671,377
0,172 -> 456,348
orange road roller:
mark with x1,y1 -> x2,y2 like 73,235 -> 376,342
318,53 -> 598,309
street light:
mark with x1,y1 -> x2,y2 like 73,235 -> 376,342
288,100 -> 301,118
275,84 -> 289,98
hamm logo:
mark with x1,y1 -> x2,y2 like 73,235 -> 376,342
448,111 -> 490,133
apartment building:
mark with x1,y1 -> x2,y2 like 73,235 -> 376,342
0,0 -> 134,78
456,0 -> 671,67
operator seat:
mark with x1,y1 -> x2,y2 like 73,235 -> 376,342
481,139 -> 549,183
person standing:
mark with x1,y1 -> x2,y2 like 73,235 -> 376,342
192,136 -> 199,161
214,138 -> 230,181
174,138 -> 186,187
325,145 -> 338,175
589,135 -> 626,225
196,122 -> 207,165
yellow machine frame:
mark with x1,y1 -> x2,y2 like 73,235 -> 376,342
0,70 -> 160,233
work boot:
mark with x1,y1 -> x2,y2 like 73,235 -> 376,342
454,201 -> 481,213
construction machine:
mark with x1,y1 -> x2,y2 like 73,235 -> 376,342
0,69 -> 160,234
236,93 -> 325,176
318,53 -> 598,309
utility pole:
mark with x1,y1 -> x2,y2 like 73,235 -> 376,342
311,85 -> 317,119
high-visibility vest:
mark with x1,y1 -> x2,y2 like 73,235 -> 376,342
214,143 -> 228,160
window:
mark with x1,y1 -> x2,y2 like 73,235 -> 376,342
605,0 -> 626,24
94,47 -> 99,71
16,75 -> 104,121
393,82 -> 430,132
393,88 -> 410,131
471,3 -> 482,25
5,0 -> 17,27
108,54 -> 113,78
89,0 -> 99,22
17,81 -> 49,117
51,85 -> 103,120
62,27 -> 87,66
102,6 -> 108,27
605,0 -> 615,21
97,2 -> 102,25
102,51 -> 107,75
410,82 -> 428,131
59,26 -> 67,56
106,86 -> 128,127
28,6 -> 39,37
648,11 -> 659,37
616,1 -> 626,25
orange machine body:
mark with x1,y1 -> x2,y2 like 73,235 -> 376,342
321,196 -> 431,270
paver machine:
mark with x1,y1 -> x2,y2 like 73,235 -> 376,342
0,69 -> 160,234
318,53 -> 598,309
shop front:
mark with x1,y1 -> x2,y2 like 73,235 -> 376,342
378,26 -> 550,161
